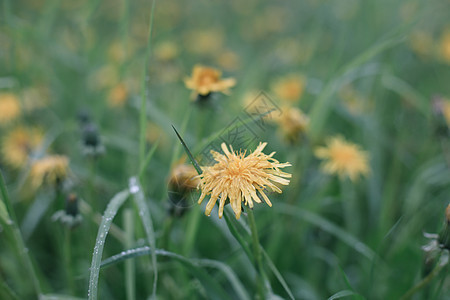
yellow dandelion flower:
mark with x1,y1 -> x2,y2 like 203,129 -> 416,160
197,142 -> 291,219
274,106 -> 309,143
1,126 -> 43,169
272,74 -> 306,103
107,82 -> 128,108
315,136 -> 370,181
0,93 -> 21,125
184,65 -> 236,97
30,155 -> 69,188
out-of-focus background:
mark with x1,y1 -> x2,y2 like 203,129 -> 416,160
1,0 -> 450,299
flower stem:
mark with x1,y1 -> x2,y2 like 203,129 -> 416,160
0,171 -> 42,297
247,208 -> 267,299
400,250 -> 449,300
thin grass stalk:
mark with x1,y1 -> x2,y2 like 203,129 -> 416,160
139,0 -> 157,167
124,209 -> 136,300
400,251 -> 449,300
0,171 -> 42,297
63,227 -> 75,295
247,209 -> 268,299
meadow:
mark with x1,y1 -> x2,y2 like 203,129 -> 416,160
1,0 -> 450,299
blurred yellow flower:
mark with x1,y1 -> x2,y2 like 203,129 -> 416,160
197,142 -> 291,219
184,28 -> 225,55
409,31 -> 433,58
30,155 -> 69,188
107,82 -> 128,108
184,65 -> 236,97
1,126 -> 43,169
274,106 -> 309,143
439,30 -> 450,63
338,85 -> 372,115
216,50 -> 240,71
272,74 -> 306,103
315,136 -> 370,181
154,41 -> 179,62
0,93 -> 21,125
21,85 -> 51,112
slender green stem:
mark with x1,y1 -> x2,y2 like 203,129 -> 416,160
182,207 -> 201,256
139,0 -> 157,166
247,209 -> 267,299
124,209 -> 136,300
0,171 -> 42,297
400,251 -> 449,300
63,227 -> 75,294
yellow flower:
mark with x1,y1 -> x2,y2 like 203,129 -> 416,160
2,126 -> 43,169
409,31 -> 433,58
315,136 -> 370,181
30,155 -> 69,188
184,65 -> 236,97
274,106 -> 309,143
197,142 -> 291,219
184,28 -> 225,55
107,82 -> 128,108
272,74 -> 306,103
0,93 -> 21,125
154,41 -> 179,62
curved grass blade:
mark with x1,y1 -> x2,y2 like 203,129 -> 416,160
101,247 -> 231,300
88,189 -> 130,300
129,177 -> 158,298
275,204 -> 376,261
40,295 -> 86,300
328,290 -> 362,300
261,249 -> 295,300
224,210 -> 295,300
195,259 -> 251,300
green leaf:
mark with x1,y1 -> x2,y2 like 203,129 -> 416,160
172,125 -> 202,175
88,189 -> 130,300
328,290 -> 362,300
129,177 -> 158,298
101,247 -> 232,300
0,196 -> 11,225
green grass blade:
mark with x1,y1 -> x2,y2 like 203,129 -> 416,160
101,247 -> 238,300
261,249 -> 295,300
139,139 -> 160,180
172,125 -> 202,175
196,258 -> 251,300
124,209 -> 135,300
275,204 -> 376,261
129,177 -> 158,298
328,290 -> 362,300
139,0 -> 157,166
88,189 -> 130,300
224,210 -> 295,300
40,295 -> 86,300
0,195 -> 11,225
